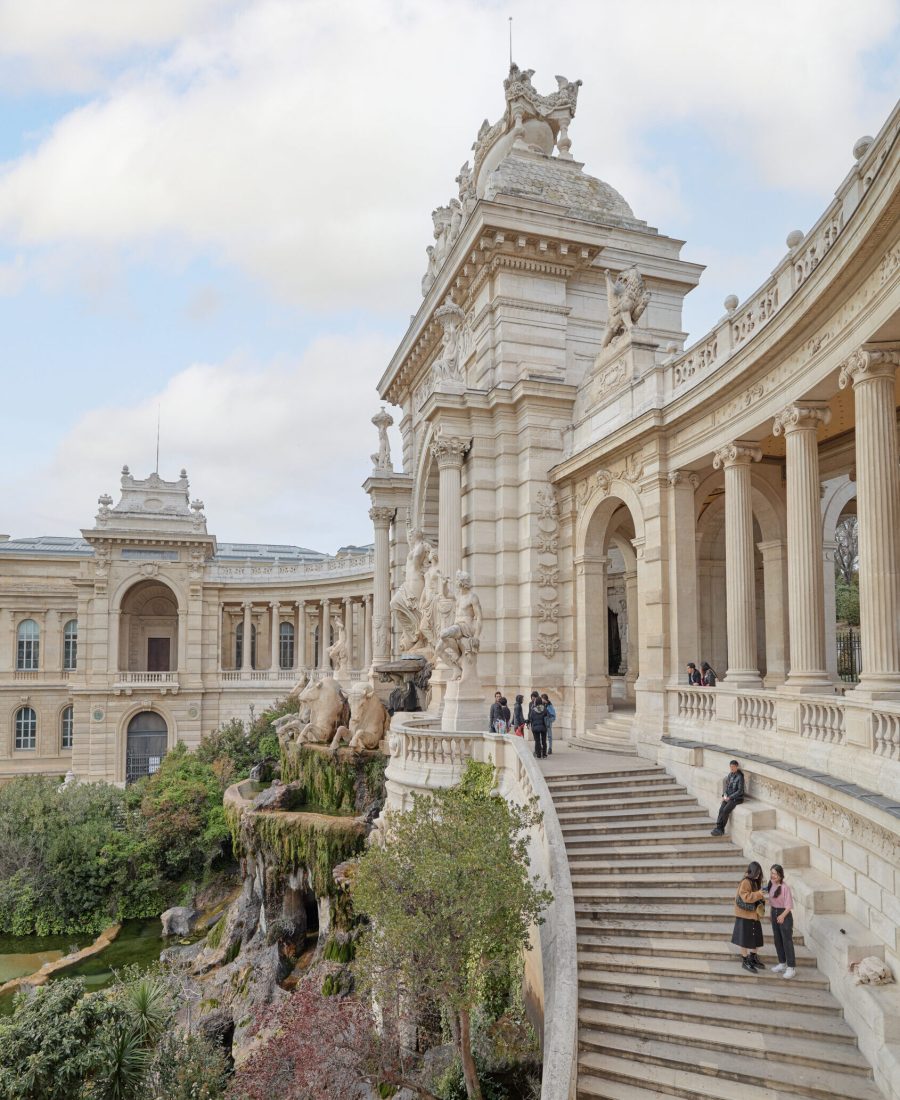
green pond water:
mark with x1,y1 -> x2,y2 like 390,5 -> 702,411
0,918 -> 173,1015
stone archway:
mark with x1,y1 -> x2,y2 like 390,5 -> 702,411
118,579 -> 180,672
574,484 -> 646,729
125,710 -> 168,784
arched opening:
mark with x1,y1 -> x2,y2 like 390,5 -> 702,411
60,704 -> 74,750
576,491 -> 645,726
126,711 -> 168,783
118,580 -> 179,672
16,619 -> 39,670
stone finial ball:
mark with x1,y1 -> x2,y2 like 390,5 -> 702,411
853,135 -> 874,160
786,230 -> 804,249
723,294 -> 739,312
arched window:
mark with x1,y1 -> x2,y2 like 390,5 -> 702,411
63,619 -> 78,670
279,622 -> 295,669
16,619 -> 39,670
15,706 -> 37,750
61,705 -> 74,750
235,623 -> 257,669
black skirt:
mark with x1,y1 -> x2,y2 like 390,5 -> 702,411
732,917 -> 764,949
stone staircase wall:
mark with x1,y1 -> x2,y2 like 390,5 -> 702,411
658,738 -> 900,1100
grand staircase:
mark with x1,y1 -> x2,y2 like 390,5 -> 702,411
545,760 -> 884,1100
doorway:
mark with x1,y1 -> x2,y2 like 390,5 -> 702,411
126,711 -> 168,783
147,638 -> 171,672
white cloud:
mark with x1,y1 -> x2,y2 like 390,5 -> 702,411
8,332 -> 398,550
0,0 -> 896,313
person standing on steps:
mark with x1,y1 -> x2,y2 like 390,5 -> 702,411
733,860 -> 766,973
529,695 -> 548,759
541,693 -> 556,755
764,864 -> 796,979
512,693 -> 526,737
711,759 -> 745,836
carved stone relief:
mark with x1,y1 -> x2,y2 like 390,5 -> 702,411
535,487 -> 560,659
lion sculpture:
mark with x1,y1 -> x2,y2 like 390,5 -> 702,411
602,266 -> 651,347
275,676 -> 348,746
330,682 -> 391,753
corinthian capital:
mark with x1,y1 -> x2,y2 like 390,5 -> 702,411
430,433 -> 471,469
838,346 -> 900,389
368,505 -> 395,528
772,401 -> 832,436
713,442 -> 762,470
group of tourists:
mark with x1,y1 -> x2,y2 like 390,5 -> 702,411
686,661 -> 717,686
488,690 -> 556,758
714,760 -> 797,978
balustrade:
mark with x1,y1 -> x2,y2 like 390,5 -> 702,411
800,700 -> 845,744
872,710 -> 900,760
677,688 -> 715,723
737,693 -> 776,732
115,671 -> 179,685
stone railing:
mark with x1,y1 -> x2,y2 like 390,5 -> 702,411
737,692 -> 776,732
872,710 -> 900,761
384,716 -> 578,1100
12,669 -> 39,681
667,684 -> 900,800
664,102 -> 899,398
800,700 -> 845,744
676,688 -> 715,723
114,671 -> 179,686
207,551 -> 374,584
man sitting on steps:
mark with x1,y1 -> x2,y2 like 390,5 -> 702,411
711,759 -> 745,836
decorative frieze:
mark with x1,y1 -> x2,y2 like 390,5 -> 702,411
535,487 -> 560,660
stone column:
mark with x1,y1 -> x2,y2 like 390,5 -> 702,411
364,594 -> 373,666
667,472 -> 700,679
839,347 -> 900,695
296,601 -> 306,670
823,542 -> 839,680
319,599 -> 331,669
269,601 -> 281,671
714,442 -> 763,687
773,402 -> 832,690
624,568 -> 639,698
241,601 -> 253,672
430,434 -> 470,581
176,609 -> 187,673
343,597 -> 353,666
757,540 -> 789,686
574,553 -> 609,727
370,507 -> 394,662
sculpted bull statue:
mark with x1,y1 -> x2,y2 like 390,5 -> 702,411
275,676 -> 348,746
330,682 -> 390,753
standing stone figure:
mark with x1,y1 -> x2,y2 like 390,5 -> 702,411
391,528 -> 433,651
371,407 -> 394,472
328,622 -> 351,678
436,571 -> 483,681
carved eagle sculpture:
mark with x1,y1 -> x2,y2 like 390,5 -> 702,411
602,266 -> 651,347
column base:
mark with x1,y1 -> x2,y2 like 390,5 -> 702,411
723,670 -> 762,689
781,672 -> 836,694
849,675 -> 900,702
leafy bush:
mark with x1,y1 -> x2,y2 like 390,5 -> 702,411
836,580 -> 860,626
196,699 -> 298,781
149,1032 -> 230,1100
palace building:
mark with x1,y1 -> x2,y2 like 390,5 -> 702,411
0,467 -> 373,783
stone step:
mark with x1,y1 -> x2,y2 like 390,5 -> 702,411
579,970 -> 841,1015
569,736 -> 639,756
579,1012 -> 871,1075
574,917 -> 810,945
565,841 -> 730,859
577,951 -> 829,988
551,784 -> 684,803
578,990 -> 855,1043
567,853 -> 743,871
547,776 -> 672,794
546,768 -> 664,785
576,1079 -> 682,1100
561,831 -> 721,849
560,816 -> 714,834
575,903 -> 740,922
577,1045 -> 881,1100
556,804 -> 703,823
572,885 -> 740,902
570,872 -> 738,888
576,932 -> 812,959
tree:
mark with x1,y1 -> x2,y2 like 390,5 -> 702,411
834,514 -> 859,585
351,763 -> 551,1100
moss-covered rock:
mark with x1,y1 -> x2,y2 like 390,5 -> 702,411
279,744 -> 386,816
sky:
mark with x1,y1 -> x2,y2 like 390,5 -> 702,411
0,0 -> 898,552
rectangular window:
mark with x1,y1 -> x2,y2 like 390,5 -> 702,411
280,630 -> 295,669
61,706 -> 74,750
15,708 -> 37,751
17,637 -> 39,670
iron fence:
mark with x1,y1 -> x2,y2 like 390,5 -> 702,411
836,629 -> 862,683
